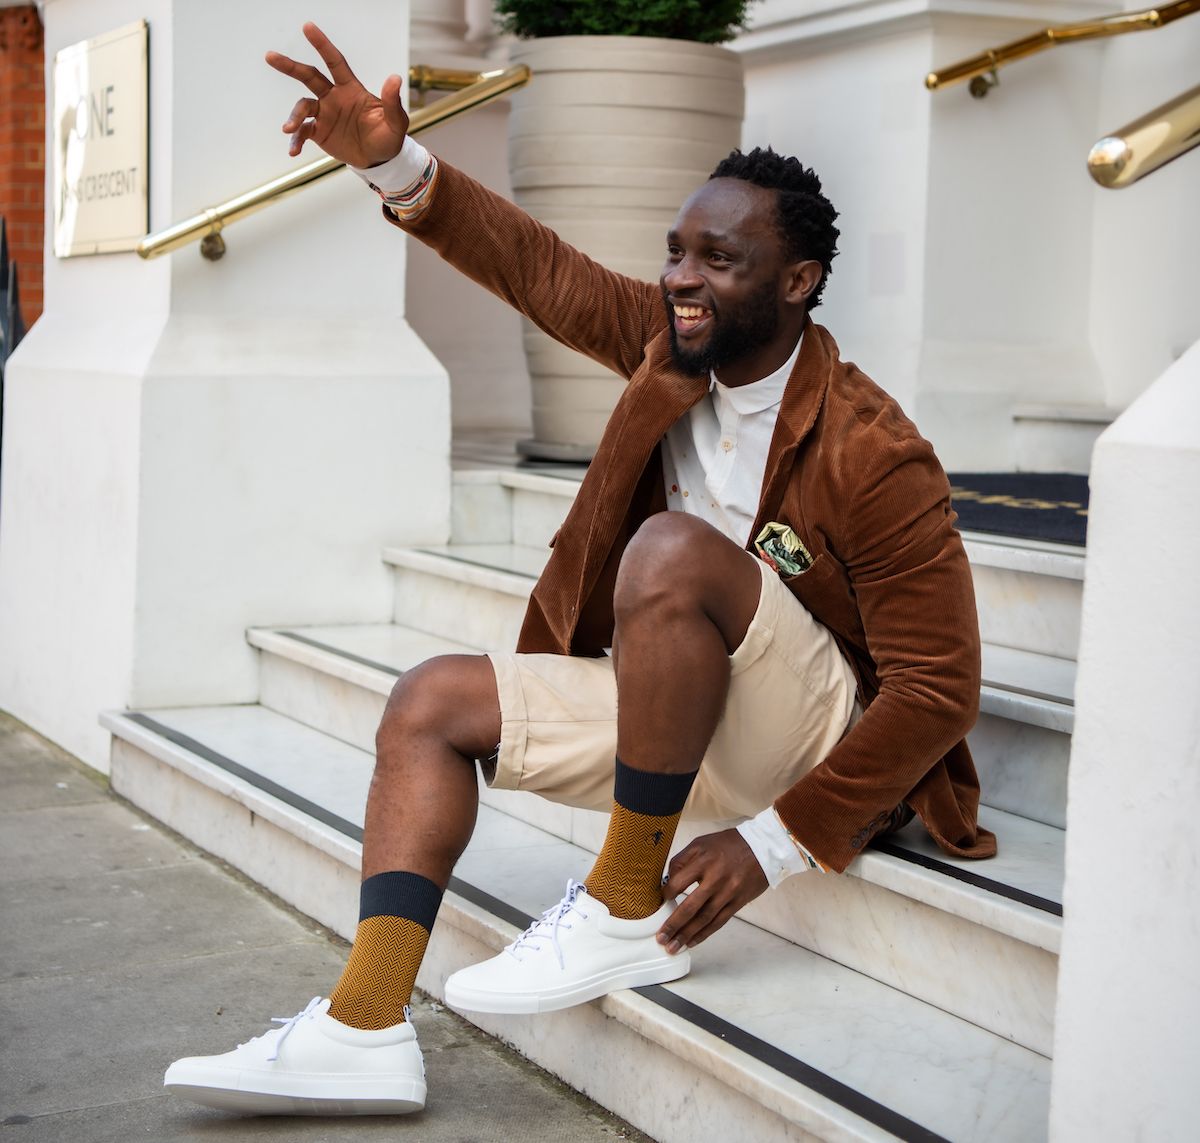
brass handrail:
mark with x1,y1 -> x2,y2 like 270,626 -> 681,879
136,64 -> 531,260
1088,83 -> 1200,186
926,1 -> 1200,96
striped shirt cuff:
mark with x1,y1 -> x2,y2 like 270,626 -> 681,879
736,806 -> 828,888
347,136 -> 438,219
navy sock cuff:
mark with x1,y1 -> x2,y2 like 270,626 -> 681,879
613,757 -> 698,817
359,871 -> 444,931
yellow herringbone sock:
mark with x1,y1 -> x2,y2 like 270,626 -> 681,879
328,871 -> 442,1030
585,758 -> 698,920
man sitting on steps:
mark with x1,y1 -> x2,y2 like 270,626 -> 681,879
163,22 -> 996,1117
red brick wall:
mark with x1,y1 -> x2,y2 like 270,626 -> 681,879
0,4 -> 45,325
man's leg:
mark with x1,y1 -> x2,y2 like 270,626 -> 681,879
326,653 -> 501,1028
163,653 -> 501,1114
445,513 -> 766,1013
585,513 -> 762,918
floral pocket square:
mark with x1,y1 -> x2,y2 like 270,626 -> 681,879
754,522 -> 815,577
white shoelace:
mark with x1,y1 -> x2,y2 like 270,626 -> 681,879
265,995 -> 323,1061
507,879 -> 590,969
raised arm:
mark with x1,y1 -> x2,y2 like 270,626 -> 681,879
267,25 -> 663,379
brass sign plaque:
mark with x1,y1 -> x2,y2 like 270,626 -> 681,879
52,20 -> 149,257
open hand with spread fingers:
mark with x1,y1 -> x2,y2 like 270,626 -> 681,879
265,22 -> 409,168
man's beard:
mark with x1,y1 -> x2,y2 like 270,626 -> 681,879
665,279 -> 781,376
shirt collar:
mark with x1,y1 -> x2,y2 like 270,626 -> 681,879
710,333 -> 803,416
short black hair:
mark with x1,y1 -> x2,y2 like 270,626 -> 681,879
709,147 -> 840,309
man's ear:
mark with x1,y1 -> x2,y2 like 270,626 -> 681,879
784,259 -> 824,306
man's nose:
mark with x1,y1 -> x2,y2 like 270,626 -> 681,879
662,256 -> 702,292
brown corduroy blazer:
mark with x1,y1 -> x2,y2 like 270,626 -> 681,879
392,160 -> 997,873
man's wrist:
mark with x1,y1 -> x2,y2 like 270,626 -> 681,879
348,136 -> 438,218
736,806 -> 828,889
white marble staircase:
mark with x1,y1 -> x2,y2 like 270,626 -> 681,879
103,463 -> 1081,1143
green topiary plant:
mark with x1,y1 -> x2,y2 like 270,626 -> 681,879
494,0 -> 754,44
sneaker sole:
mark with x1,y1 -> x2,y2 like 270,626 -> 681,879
164,1071 -> 426,1116
444,951 -> 690,1015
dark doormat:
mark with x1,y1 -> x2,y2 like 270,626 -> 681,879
948,473 -> 1089,547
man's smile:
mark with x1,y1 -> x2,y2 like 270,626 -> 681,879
670,300 -> 713,337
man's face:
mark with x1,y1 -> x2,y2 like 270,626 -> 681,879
660,178 -> 800,386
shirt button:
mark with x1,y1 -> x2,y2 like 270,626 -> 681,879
722,439 -> 733,452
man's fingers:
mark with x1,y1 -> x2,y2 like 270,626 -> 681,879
303,22 -> 360,88
680,901 -> 741,949
265,50 -> 334,98
663,846 -> 702,898
379,74 -> 409,135
658,884 -> 715,952
282,97 -> 319,133
288,119 -> 317,158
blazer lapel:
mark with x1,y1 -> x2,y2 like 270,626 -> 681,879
748,318 -> 832,545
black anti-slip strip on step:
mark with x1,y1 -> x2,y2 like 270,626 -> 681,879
871,839 -> 1063,916
443,878 -> 952,1143
125,713 -> 368,842
948,472 -> 1088,547
123,712 -> 951,1143
275,631 -> 403,678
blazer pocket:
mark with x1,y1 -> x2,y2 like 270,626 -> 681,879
779,551 -> 828,585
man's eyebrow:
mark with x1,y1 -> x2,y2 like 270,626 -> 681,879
665,228 -> 742,248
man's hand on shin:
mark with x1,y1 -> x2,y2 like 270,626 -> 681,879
657,829 -> 768,954
265,22 -> 409,166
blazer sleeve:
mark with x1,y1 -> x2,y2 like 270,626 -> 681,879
383,158 -> 664,382
772,434 -> 982,873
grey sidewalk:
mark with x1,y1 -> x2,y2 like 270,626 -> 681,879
0,712 -> 650,1142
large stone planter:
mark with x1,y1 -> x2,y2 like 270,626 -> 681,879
507,36 -> 744,461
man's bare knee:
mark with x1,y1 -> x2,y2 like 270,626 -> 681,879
614,513 -> 761,652
615,513 -> 712,608
375,654 -> 500,762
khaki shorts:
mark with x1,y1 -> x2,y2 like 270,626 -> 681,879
488,557 -> 859,824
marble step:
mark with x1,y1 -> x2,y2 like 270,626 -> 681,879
1011,403 -> 1116,476
251,619 -> 1073,830
379,534 -> 1076,828
382,543 -> 540,652
450,469 -> 1087,661
248,623 -> 1060,1056
976,643 -> 1073,830
961,532 -> 1084,662
102,704 -> 1051,1143
452,468 -> 579,549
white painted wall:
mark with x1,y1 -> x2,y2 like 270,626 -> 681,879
735,0 -> 1199,470
0,0 -> 450,768
404,102 -> 532,436
1049,338 -> 1200,1141
403,2 -> 531,437
1088,3 -> 1200,409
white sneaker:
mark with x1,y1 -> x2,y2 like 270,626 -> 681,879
163,997 -> 426,1116
444,879 -> 690,1014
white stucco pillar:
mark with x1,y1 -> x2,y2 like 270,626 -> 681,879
735,1 -> 1163,468
1049,339 -> 1200,1140
0,0 -> 450,769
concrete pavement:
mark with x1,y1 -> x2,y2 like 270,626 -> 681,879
0,711 -> 650,1142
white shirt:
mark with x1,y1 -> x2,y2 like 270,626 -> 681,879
353,139 -> 822,883
661,338 -> 800,546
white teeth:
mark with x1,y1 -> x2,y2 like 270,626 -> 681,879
673,305 -> 708,319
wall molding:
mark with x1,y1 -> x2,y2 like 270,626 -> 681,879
734,0 -> 1110,59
